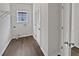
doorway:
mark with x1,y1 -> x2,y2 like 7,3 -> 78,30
61,3 -> 79,56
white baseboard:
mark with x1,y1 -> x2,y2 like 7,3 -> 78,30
41,47 -> 48,56
12,34 -> 33,39
0,39 -> 12,56
18,34 -> 33,38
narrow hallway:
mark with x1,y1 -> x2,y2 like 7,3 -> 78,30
3,36 -> 44,56
0,3 -> 48,56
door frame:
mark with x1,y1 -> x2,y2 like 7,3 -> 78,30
33,3 -> 41,46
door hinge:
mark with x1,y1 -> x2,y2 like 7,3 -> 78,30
61,26 -> 63,30
69,43 -> 75,47
61,46 -> 63,49
62,6 -> 64,9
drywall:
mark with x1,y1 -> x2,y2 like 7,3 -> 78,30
10,3 -> 33,38
0,3 -> 11,55
48,3 -> 62,56
40,3 -> 48,56
72,4 -> 79,48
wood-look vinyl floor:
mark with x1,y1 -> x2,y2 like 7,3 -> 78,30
71,47 -> 79,56
2,36 -> 44,56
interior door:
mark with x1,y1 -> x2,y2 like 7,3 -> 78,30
33,4 -> 37,39
62,3 -> 72,56
12,20 -> 27,38
36,4 -> 41,46
11,12 -> 27,38
11,4 -> 30,39
33,4 -> 41,46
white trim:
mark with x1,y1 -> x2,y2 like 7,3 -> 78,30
0,39 -> 12,56
41,47 -> 48,56
18,34 -> 33,38
12,34 -> 33,39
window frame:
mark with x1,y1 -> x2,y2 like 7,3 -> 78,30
17,10 -> 28,23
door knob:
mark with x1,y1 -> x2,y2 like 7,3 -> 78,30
61,26 -> 63,29
38,28 -> 40,30
13,26 -> 16,28
64,42 -> 68,45
69,43 -> 75,46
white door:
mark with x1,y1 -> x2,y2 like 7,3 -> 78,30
33,4 -> 37,39
12,15 -> 27,39
33,4 -> 41,46
12,22 -> 27,38
37,4 -> 40,45
36,4 -> 41,46
61,3 -> 72,56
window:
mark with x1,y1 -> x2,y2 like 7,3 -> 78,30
17,11 -> 28,23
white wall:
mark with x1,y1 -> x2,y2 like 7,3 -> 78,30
48,3 -> 62,56
10,3 -> 33,38
0,3 -> 11,55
